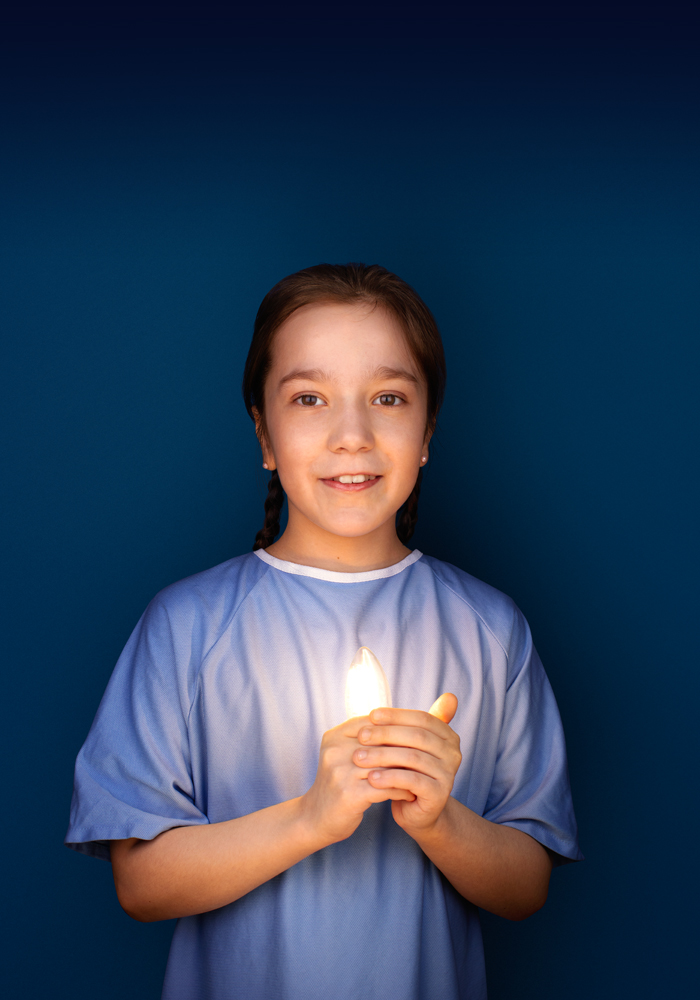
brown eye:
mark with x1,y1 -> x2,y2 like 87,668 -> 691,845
296,394 -> 323,406
374,394 -> 401,406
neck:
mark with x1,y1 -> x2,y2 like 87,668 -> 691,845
265,513 -> 411,574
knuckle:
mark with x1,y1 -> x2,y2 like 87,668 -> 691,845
410,729 -> 425,751
322,746 -> 343,772
407,749 -> 421,768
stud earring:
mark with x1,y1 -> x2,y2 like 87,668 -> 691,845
421,456 -> 427,464
263,463 -> 269,470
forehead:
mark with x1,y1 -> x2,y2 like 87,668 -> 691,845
269,301 -> 419,378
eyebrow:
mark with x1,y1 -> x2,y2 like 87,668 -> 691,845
277,365 -> 421,388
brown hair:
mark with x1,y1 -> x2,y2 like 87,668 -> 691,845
242,263 -> 446,550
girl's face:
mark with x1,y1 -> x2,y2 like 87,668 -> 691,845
257,301 -> 430,546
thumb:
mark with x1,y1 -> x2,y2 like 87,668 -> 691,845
428,692 -> 458,725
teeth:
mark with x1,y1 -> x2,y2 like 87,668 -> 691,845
334,475 -> 376,483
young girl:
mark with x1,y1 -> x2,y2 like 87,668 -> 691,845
66,263 -> 582,1000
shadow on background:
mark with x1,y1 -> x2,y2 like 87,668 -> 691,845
1,4 -> 698,997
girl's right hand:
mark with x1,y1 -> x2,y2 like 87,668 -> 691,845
300,716 -> 416,845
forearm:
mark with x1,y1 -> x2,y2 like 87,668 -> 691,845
111,796 -> 328,922
410,796 -> 552,921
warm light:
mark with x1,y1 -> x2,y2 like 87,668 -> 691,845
345,646 -> 392,719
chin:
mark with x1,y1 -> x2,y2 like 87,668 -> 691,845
317,516 -> 388,539
323,525 -> 382,540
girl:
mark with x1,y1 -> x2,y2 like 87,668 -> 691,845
66,263 -> 582,1000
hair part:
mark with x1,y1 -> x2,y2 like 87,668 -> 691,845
243,263 -> 446,549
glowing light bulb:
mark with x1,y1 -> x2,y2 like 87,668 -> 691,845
345,646 -> 392,719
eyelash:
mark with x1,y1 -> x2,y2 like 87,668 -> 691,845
293,394 -> 404,407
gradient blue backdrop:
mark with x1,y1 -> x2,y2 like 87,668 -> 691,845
2,6 -> 698,997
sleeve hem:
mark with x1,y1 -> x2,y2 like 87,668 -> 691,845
65,840 -> 113,862
496,820 -> 584,865
64,816 -> 209,862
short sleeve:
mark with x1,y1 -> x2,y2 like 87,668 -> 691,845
65,596 -> 209,861
483,607 -> 583,864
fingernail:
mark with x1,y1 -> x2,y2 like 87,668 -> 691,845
370,771 -> 382,780
356,749 -> 367,760
360,728 -> 372,742
371,710 -> 387,723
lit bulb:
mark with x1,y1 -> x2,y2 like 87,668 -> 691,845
345,646 -> 392,719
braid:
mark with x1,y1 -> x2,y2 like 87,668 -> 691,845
396,468 -> 423,545
253,470 -> 284,550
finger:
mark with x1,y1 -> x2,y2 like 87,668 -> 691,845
342,714 -> 373,730
358,723 -> 449,756
325,715 -> 373,740
367,767 -> 434,799
368,706 -> 455,739
354,746 -> 444,780
428,692 -> 458,725
366,784 -> 417,803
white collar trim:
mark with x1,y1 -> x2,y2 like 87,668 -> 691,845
254,548 -> 423,583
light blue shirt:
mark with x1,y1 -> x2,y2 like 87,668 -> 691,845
66,549 -> 582,999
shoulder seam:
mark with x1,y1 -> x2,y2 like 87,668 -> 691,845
184,558 -> 272,727
427,564 -> 511,663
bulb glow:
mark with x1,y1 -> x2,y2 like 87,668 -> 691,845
345,646 -> 392,719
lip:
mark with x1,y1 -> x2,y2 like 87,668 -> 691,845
321,475 -> 382,493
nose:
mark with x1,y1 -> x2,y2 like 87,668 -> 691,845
326,396 -> 375,454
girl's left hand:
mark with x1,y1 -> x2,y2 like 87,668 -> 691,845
352,693 -> 461,836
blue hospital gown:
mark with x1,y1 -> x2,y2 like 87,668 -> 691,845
66,548 -> 582,1000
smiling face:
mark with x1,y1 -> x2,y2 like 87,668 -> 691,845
254,300 -> 431,568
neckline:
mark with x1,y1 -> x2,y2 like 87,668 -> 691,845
253,547 -> 423,583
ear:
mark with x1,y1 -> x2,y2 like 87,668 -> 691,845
251,407 -> 276,471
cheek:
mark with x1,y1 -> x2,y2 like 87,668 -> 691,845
275,420 -> 320,459
383,417 -> 425,462
267,413 -> 325,475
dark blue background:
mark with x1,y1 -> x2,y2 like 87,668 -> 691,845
2,5 -> 698,997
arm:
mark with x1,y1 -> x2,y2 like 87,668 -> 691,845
354,695 -> 552,921
409,797 -> 552,920
111,797 -> 320,922
111,715 -> 416,922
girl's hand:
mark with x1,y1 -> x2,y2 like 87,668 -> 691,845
353,693 -> 461,837
300,716 -> 418,846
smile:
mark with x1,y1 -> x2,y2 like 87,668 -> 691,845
321,475 -> 381,492
332,475 -> 376,483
